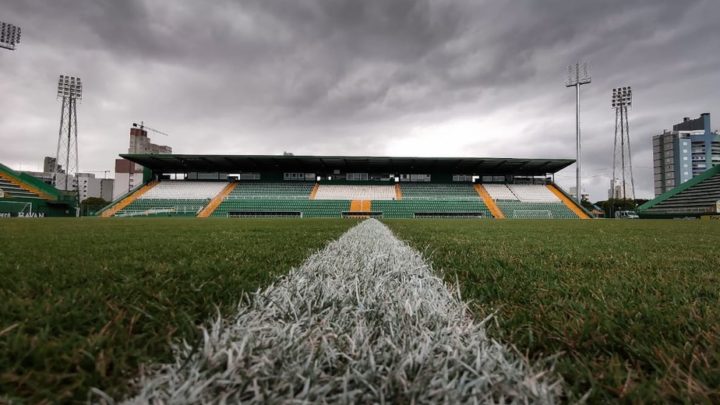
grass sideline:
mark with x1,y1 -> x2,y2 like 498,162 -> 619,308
387,219 -> 720,403
0,218 -> 356,403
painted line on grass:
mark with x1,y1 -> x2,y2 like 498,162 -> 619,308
119,219 -> 562,403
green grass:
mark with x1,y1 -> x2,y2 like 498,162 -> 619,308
3,218 -> 719,403
386,219 -> 720,403
0,218 -> 356,403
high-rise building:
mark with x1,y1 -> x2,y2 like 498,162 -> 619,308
113,126 -> 172,199
128,126 -> 172,155
652,113 -> 720,196
77,173 -> 100,202
100,178 -> 114,202
43,156 -> 59,173
22,159 -> 112,201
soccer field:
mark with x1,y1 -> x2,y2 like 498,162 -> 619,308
387,219 -> 720,403
0,218 -> 357,402
1,218 -> 718,402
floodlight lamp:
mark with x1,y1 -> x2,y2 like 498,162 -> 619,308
56,75 -> 83,100
0,21 -> 21,50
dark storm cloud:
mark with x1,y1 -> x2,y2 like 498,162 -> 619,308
1,0 -> 718,199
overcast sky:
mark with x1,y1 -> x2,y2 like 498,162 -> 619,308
1,0 -> 718,200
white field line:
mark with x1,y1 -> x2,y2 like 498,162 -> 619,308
119,218 -> 562,404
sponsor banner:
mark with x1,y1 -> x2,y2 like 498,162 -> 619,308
0,212 -> 46,218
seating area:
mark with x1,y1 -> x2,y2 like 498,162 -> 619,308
400,183 -> 479,200
314,185 -> 396,201
140,181 -> 227,200
373,200 -> 491,219
114,181 -> 227,217
227,182 -> 314,199
116,199 -> 207,217
101,179 -> 585,219
212,199 -> 350,218
496,201 -> 578,219
483,184 -> 561,202
0,178 -> 41,199
507,184 -> 560,202
482,184 -> 518,200
482,183 -> 578,219
646,172 -> 720,214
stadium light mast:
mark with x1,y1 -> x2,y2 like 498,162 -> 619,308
0,21 -> 21,51
53,75 -> 83,211
566,62 -> 591,203
611,86 -> 635,200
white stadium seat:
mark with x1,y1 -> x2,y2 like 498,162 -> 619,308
482,184 -> 518,201
140,181 -> 227,200
507,184 -> 560,202
314,185 -> 396,200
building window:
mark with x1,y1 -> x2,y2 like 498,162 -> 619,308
239,173 -> 260,180
346,173 -> 369,181
284,172 -> 313,181
452,175 -> 472,182
409,174 -> 431,182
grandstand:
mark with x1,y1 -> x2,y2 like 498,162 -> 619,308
115,181 -> 226,217
638,164 -> 720,218
98,154 -> 591,219
0,162 -> 76,217
482,183 -> 580,219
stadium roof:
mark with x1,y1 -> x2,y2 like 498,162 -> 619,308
120,154 -> 574,176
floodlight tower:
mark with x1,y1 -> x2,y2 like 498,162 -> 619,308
611,87 -> 635,200
0,21 -> 21,50
53,75 -> 83,203
566,62 -> 591,203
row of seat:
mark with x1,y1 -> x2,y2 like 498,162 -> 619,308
400,183 -> 480,200
648,174 -> 720,211
115,197 -> 576,219
482,184 -> 517,200
107,180 -> 580,219
314,185 -> 396,201
227,182 -> 314,199
484,183 -> 560,202
495,201 -> 578,219
133,181 -> 562,203
0,178 -> 41,199
212,199 -> 351,218
140,181 -> 227,200
373,200 -> 492,219
508,184 -> 560,202
116,198 -> 209,217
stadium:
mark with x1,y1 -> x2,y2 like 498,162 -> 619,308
0,107 -> 718,405
3,151 -> 719,403
96,153 -> 590,219
0,162 -> 76,218
2,2 -> 720,403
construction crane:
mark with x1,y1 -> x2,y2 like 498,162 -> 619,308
132,121 -> 169,137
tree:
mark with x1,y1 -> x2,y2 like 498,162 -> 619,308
597,198 -> 637,218
80,197 -> 109,216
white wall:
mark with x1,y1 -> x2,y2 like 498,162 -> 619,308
112,173 -> 143,200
